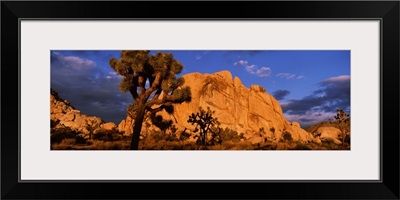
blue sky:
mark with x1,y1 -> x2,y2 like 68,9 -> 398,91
51,50 -> 350,128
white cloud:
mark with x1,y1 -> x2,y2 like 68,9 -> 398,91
63,56 -> 96,71
52,52 -> 96,72
245,64 -> 257,72
235,60 -> 271,77
323,75 -> 350,83
106,71 -> 122,79
195,51 -> 209,60
254,67 -> 272,77
297,75 -> 305,79
245,65 -> 271,77
234,60 -> 248,66
276,73 -> 305,80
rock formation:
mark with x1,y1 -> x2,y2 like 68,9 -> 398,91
50,89 -> 116,136
305,121 -> 340,134
305,120 -> 350,145
315,127 -> 343,145
118,70 -> 314,142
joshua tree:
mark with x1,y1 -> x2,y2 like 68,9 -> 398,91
109,50 -> 192,150
187,107 -> 220,145
334,109 -> 350,149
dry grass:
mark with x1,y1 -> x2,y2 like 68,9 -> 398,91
51,138 -> 76,150
88,140 -> 130,150
51,127 -> 349,150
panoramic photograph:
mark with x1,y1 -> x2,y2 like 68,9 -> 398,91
50,50 -> 350,150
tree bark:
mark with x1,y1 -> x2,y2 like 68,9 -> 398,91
130,105 -> 146,150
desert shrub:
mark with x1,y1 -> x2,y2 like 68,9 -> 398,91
344,134 -> 351,144
220,128 -> 242,143
140,139 -> 189,150
93,129 -> 121,141
282,131 -> 293,141
155,141 -> 182,150
278,142 -> 289,150
321,141 -> 341,150
208,140 -> 254,150
181,142 -> 198,150
51,127 -> 79,144
230,141 -> 254,150
52,138 -> 76,150
52,144 -> 73,150
270,127 -> 275,133
179,131 -> 191,141
140,130 -> 184,150
89,140 -> 129,150
149,130 -> 178,142
294,142 -> 312,150
259,86 -> 266,93
166,133 -> 179,142
51,119 -> 60,128
60,138 -> 76,145
220,141 -> 236,150
75,135 -> 87,144
207,144 -> 226,150
170,125 -> 178,135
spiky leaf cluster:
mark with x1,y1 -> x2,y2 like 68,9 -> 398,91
334,109 -> 350,148
109,50 -> 192,131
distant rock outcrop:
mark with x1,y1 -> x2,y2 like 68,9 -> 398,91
50,89 -> 116,136
315,127 -> 342,145
305,121 -> 341,134
118,70 -> 314,142
305,120 -> 350,145
118,115 -> 134,136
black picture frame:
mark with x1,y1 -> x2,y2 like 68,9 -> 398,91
2,1 -> 399,199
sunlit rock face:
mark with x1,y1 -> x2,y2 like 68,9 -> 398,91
118,70 -> 313,142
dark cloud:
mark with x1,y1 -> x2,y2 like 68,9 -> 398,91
272,90 -> 290,100
51,52 -> 131,123
284,112 -> 335,128
70,50 -> 118,57
282,75 -> 350,127
297,118 -> 316,123
282,75 -> 350,115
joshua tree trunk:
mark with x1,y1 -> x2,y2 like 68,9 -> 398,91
130,106 -> 146,150
341,131 -> 346,150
